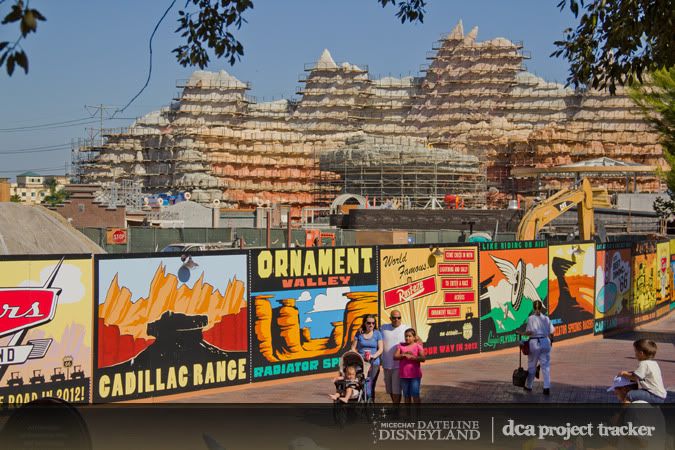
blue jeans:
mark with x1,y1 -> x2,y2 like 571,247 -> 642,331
367,362 -> 380,400
400,378 -> 421,398
627,389 -> 665,403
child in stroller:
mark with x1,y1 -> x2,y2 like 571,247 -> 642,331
329,351 -> 370,404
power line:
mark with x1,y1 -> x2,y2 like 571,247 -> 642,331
116,0 -> 177,115
0,117 -> 94,131
0,145 -> 71,155
0,143 -> 70,153
0,120 -> 98,132
0,166 -> 66,174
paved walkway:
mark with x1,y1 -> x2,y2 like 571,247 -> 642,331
152,312 -> 675,404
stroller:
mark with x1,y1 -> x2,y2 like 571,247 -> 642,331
332,351 -> 374,425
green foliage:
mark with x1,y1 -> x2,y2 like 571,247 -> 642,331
629,67 -> 675,216
173,0 -> 254,68
173,0 -> 425,68
1,1 -> 426,75
377,0 -> 426,23
42,178 -> 68,206
552,0 -> 675,94
629,67 -> 675,192
653,196 -> 675,220
0,0 -> 46,75
9,194 -> 22,203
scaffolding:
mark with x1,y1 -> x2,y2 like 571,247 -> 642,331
72,21 -> 663,215
318,135 -> 486,208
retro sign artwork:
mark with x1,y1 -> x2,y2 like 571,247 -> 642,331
479,241 -> 548,352
95,252 -> 249,401
379,245 -> 479,359
594,242 -> 632,334
0,257 -> 93,407
250,247 -> 378,381
548,243 -> 596,340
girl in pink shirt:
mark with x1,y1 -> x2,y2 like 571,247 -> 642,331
394,328 -> 426,406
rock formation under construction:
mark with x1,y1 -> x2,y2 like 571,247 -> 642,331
73,20 -> 665,213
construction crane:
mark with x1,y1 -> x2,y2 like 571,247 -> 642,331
516,178 -> 595,241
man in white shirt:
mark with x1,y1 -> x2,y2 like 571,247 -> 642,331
380,309 -> 408,405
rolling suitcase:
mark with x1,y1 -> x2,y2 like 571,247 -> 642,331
512,337 -> 528,387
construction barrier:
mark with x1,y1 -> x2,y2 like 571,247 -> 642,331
1,239 -> 674,405
380,245 -> 479,359
93,252 -> 249,402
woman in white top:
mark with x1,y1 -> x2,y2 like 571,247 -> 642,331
524,300 -> 555,395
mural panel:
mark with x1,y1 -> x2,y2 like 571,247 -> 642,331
0,257 -> 93,407
632,241 -> 657,315
655,241 -> 671,307
94,252 -> 249,402
594,242 -> 632,334
671,239 -> 675,311
380,245 -> 479,359
548,243 -> 595,340
250,247 -> 378,381
479,241 -> 548,352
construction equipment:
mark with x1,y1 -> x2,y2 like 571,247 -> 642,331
517,178 -> 595,241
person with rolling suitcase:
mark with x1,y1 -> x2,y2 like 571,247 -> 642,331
523,300 -> 555,395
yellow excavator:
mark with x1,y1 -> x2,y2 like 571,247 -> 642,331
516,178 -> 595,241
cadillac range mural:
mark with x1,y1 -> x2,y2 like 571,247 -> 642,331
250,247 -> 378,381
0,257 -> 93,407
94,252 -> 249,402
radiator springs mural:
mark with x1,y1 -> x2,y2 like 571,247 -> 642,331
0,257 -> 93,408
549,243 -> 595,340
94,252 -> 248,402
251,248 -> 378,380
479,241 -> 548,351
380,245 -> 480,358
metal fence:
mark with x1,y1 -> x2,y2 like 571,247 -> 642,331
79,227 -> 518,253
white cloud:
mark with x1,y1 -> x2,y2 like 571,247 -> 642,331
581,246 -> 595,276
298,291 -> 312,302
308,287 -> 351,313
595,265 -> 605,293
19,263 -> 85,304
487,280 -> 512,311
305,317 -> 313,323
527,263 -> 548,286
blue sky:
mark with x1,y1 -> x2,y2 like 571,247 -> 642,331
98,253 -> 247,304
252,284 -> 378,339
0,1 -> 576,178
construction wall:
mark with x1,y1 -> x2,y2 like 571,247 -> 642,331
73,21 -> 664,212
94,252 -> 249,402
0,256 -> 93,407
380,246 -> 480,359
1,239 -> 674,405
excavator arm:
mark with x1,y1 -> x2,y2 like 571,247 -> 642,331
516,178 -> 595,241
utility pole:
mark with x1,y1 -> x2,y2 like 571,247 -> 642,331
84,104 -> 118,146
